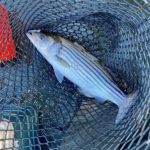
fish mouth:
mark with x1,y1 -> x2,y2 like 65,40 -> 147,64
26,29 -> 41,39
26,32 -> 32,40
26,31 -> 36,47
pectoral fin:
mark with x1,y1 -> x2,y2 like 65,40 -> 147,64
53,68 -> 64,83
78,87 -> 93,98
56,55 -> 70,68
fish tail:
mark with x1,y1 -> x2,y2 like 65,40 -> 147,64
115,90 -> 138,124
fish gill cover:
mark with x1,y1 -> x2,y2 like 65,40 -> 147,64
0,0 -> 149,150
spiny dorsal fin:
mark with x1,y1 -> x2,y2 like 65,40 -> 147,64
95,62 -> 114,82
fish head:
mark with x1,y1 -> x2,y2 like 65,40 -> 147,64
26,31 -> 61,63
26,31 -> 55,51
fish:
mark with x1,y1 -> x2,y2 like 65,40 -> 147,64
26,30 -> 137,124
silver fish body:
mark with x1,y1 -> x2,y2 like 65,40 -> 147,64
59,39 -> 126,104
26,31 -> 137,124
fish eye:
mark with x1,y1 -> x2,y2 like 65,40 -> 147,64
39,34 -> 45,40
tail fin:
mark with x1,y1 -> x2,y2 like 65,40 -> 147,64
115,91 -> 138,124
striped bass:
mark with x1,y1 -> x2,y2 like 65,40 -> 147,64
26,30 -> 137,124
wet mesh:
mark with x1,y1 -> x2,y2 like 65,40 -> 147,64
0,0 -> 150,150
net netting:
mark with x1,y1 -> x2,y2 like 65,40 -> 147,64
0,0 -> 150,149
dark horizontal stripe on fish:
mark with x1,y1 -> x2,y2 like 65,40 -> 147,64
61,49 -> 111,100
62,41 -> 123,93
64,48 -> 124,104
61,47 -> 94,87
61,42 -> 125,100
61,45 -> 126,105
65,43 -> 126,99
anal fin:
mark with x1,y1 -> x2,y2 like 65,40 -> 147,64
78,87 -> 93,98
95,97 -> 106,104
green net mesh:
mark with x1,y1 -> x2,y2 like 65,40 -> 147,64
0,0 -> 150,149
